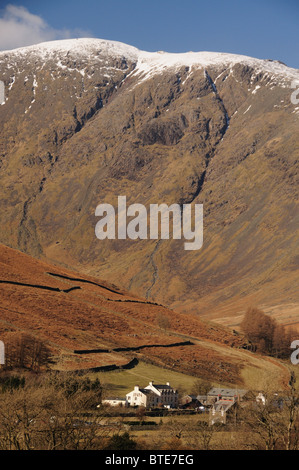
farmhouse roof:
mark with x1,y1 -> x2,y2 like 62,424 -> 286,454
213,400 -> 236,412
208,387 -> 247,398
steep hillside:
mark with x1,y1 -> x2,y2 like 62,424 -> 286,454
0,244 -> 290,389
0,39 -> 298,327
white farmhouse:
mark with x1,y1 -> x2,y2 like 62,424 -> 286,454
126,381 -> 178,409
126,386 -> 158,408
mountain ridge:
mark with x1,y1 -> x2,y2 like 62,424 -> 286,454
1,37 -> 298,73
1,38 -> 298,92
0,38 -> 298,330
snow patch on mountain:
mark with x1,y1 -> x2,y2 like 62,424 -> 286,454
0,38 -> 298,87
0,38 -> 139,62
133,49 -> 299,84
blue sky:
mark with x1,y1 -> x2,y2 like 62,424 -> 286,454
0,0 -> 298,68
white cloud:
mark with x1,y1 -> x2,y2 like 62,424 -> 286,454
0,4 -> 92,51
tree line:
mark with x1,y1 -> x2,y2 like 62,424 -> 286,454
240,307 -> 297,358
0,372 -> 106,450
1,332 -> 51,372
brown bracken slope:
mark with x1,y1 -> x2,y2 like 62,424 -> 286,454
0,244 -> 290,389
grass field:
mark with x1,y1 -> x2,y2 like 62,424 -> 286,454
89,360 -> 206,397
89,350 -> 292,398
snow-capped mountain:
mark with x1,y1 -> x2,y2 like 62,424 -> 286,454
0,38 -> 298,327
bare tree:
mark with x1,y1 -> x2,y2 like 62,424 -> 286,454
0,372 -> 109,450
240,377 -> 299,450
157,313 -> 170,333
281,372 -> 299,450
3,333 -> 51,371
191,379 -> 212,396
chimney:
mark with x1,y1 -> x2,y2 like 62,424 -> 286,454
149,381 -> 153,386
134,386 -> 139,392
166,382 -> 170,386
